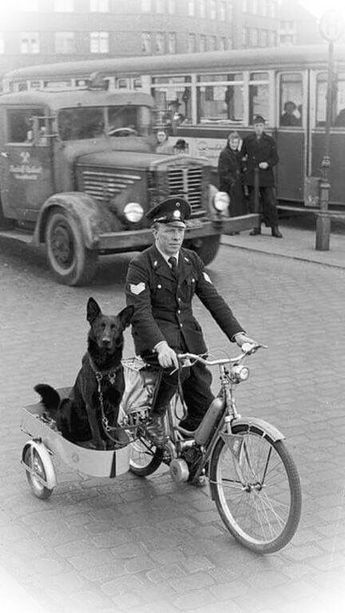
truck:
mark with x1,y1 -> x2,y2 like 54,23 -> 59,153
0,86 -> 257,285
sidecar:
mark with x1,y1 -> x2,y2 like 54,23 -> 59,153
20,359 -> 157,499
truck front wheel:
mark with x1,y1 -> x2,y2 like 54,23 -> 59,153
45,211 -> 98,286
187,235 -> 220,266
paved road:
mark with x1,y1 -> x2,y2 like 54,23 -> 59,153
1,236 -> 345,613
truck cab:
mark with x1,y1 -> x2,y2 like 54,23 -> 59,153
0,88 -> 256,285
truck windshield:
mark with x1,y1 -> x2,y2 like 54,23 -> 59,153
57,105 -> 151,140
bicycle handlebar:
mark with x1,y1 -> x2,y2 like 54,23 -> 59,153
177,343 -> 266,368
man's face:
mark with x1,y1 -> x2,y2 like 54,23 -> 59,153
153,222 -> 185,256
254,122 -> 264,136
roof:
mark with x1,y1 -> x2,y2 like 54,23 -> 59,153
4,44 -> 345,82
0,89 -> 154,109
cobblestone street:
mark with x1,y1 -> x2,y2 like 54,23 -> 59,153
1,233 -> 345,613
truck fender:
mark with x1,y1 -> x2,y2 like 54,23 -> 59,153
22,439 -> 57,490
34,192 -> 116,249
229,416 -> 285,443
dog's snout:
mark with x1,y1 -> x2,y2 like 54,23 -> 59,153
102,337 -> 111,347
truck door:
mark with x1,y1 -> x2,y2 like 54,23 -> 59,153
0,107 -> 55,222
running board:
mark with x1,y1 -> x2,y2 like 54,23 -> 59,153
0,229 -> 33,244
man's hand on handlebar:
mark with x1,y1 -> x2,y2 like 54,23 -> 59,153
234,332 -> 258,348
155,341 -> 179,369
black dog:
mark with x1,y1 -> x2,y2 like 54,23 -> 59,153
35,298 -> 134,449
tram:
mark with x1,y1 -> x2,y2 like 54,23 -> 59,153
3,44 -> 345,209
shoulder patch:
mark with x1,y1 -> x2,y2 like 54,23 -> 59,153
130,282 -> 145,295
203,272 -> 212,284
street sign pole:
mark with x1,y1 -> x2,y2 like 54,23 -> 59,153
316,10 -> 344,251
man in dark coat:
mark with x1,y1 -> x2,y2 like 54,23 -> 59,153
218,131 -> 247,220
125,197 -> 256,444
241,115 -> 283,238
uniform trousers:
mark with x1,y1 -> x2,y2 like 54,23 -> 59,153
248,185 -> 279,227
142,342 -> 214,430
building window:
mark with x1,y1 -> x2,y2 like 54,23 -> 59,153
168,32 -> 176,53
210,0 -> 216,20
252,0 -> 259,14
250,28 -> 259,47
209,35 -> 217,51
168,0 -> 175,14
228,37 -> 232,49
55,32 -> 75,54
142,32 -> 152,53
90,31 -> 109,53
141,0 -> 151,11
156,0 -> 165,13
90,0 -> 109,11
156,32 -> 165,54
199,0 -> 206,18
188,33 -> 196,53
0,33 -> 4,54
220,37 -> 227,50
220,1 -> 226,21
20,33 -> 40,54
188,0 -> 195,17
200,34 -> 207,52
54,0 -> 74,11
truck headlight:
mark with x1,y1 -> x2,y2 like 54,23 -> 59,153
214,191 -> 229,212
123,202 -> 144,223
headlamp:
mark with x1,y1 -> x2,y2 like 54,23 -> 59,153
214,191 -> 230,212
123,202 -> 144,223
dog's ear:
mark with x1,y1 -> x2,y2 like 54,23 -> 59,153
118,305 -> 134,330
87,297 -> 101,324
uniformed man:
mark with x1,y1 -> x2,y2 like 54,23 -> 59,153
125,197 -> 256,445
241,115 -> 283,238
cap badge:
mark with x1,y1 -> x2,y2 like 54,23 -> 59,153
176,202 -> 180,207
173,210 -> 181,219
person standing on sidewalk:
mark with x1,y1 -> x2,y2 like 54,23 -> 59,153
218,131 -> 248,226
241,115 -> 283,238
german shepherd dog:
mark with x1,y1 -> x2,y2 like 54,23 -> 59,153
35,298 -> 134,449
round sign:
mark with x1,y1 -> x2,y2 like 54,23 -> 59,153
319,10 -> 345,42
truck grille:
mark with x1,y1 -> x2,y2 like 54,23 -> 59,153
81,170 -> 141,201
168,167 -> 204,215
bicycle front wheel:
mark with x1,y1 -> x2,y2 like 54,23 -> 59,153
210,427 -> 301,553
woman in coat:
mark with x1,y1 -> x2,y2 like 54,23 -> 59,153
218,131 -> 247,219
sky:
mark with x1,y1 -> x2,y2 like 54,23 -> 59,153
300,0 -> 345,19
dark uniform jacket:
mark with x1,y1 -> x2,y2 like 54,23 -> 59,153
241,132 -> 279,187
125,245 -> 243,356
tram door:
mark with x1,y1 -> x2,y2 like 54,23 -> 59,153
310,70 -> 345,208
275,72 -> 306,205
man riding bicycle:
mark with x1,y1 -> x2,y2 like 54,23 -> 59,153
125,197 -> 256,445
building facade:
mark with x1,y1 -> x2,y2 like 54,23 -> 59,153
0,0 -> 283,78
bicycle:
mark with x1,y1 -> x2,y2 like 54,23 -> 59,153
127,343 -> 302,554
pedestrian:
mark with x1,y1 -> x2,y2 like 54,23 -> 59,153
173,138 -> 189,154
218,131 -> 248,224
241,115 -> 283,238
125,196 -> 257,445
155,129 -> 174,155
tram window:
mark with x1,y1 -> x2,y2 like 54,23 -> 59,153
315,72 -> 345,127
249,72 -> 269,124
151,76 -> 192,126
279,73 -> 303,127
197,73 -> 244,124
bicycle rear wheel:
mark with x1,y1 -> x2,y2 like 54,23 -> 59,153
210,426 -> 301,553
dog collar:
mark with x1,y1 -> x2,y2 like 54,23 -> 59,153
87,354 -> 121,383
